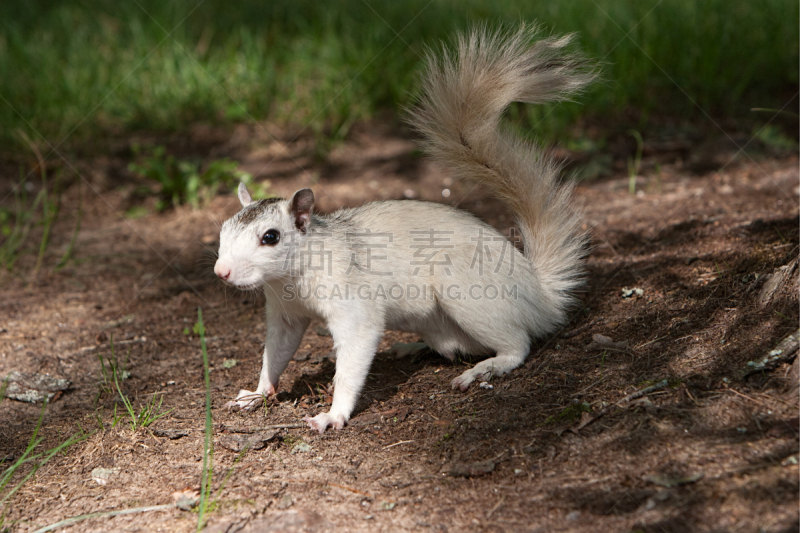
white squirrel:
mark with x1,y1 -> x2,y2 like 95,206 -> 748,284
214,26 -> 595,433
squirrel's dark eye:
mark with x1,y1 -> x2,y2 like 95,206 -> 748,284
261,229 -> 280,246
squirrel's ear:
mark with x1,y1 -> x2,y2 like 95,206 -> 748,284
237,182 -> 252,207
289,188 -> 314,233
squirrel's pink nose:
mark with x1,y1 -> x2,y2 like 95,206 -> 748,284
214,261 -> 231,281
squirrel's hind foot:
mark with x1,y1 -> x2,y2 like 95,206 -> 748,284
451,352 -> 528,390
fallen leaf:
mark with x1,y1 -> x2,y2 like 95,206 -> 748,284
91,467 -> 120,485
218,430 -> 279,452
152,428 -> 189,440
586,334 -> 629,352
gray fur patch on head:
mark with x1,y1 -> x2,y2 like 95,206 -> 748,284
234,197 -> 284,226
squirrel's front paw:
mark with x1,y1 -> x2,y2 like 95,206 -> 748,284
225,385 -> 274,412
303,412 -> 347,434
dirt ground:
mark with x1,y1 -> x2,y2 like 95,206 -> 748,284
0,123 -> 798,533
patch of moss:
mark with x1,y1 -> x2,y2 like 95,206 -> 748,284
544,402 -> 592,425
282,434 -> 301,447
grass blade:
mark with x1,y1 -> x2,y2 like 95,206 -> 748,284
197,307 -> 213,532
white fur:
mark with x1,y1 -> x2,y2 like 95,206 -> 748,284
215,26 -> 594,433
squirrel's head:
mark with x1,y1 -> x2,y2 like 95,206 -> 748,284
214,183 -> 314,289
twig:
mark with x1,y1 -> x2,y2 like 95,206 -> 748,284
223,423 -> 305,434
32,504 -> 176,533
615,379 -> 669,407
449,389 -> 484,405
485,495 -> 506,519
683,385 -> 699,406
573,377 -> 605,396
727,387 -> 795,408
490,448 -> 511,463
727,388 -> 769,408
636,335 -> 669,349
573,379 -> 671,432
383,440 -> 414,449
743,328 -> 800,378
329,483 -> 372,497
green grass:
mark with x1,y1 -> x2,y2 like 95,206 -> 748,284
103,335 -> 172,432
197,307 -> 213,531
194,307 -> 249,530
127,145 -> 255,210
0,400 -> 90,529
0,164 -> 65,276
0,366 -> 87,531
0,0 -> 796,154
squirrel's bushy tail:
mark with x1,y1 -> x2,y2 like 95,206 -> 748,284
408,25 -> 596,302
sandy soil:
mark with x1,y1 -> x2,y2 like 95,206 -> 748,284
0,124 -> 797,533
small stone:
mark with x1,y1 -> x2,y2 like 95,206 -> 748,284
4,371 -> 70,403
292,441 -> 312,454
621,287 -> 644,299
377,501 -> 396,511
479,382 -> 493,390
781,454 -> 798,466
91,467 -> 120,485
223,359 -> 237,369
276,494 -> 293,510
566,511 -> 581,521
172,489 -> 199,511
